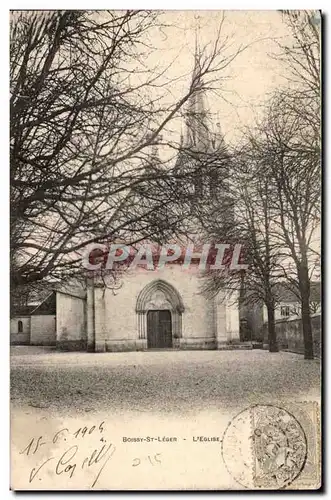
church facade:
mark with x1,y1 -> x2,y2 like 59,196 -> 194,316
81,265 -> 240,352
11,266 -> 241,351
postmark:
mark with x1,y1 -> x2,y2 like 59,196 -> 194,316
221,403 -> 316,490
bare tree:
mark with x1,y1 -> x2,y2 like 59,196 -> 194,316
229,10 -> 321,359
201,140 -> 283,352
277,10 -> 320,97
10,10 -> 246,291
198,10 -> 321,358
261,92 -> 320,359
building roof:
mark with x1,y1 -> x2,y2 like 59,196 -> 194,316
11,291 -> 56,316
11,305 -> 37,316
30,292 -> 56,315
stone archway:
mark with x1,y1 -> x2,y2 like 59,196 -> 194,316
136,279 -> 184,343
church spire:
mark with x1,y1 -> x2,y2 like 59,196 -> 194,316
175,21 -> 227,203
192,15 -> 202,84
184,18 -> 210,152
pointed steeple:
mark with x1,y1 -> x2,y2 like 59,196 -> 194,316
192,17 -> 202,85
184,24 -> 210,153
174,21 -> 228,204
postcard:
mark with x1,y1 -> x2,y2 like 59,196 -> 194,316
10,9 -> 321,490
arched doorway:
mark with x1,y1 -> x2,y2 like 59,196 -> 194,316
136,279 -> 184,348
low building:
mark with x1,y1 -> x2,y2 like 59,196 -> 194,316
239,281 -> 321,342
10,291 -> 57,346
261,282 -> 321,323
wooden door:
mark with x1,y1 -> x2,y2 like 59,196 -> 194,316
147,310 -> 159,348
159,310 -> 172,348
147,310 -> 172,348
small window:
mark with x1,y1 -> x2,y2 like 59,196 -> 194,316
18,320 -> 23,333
280,306 -> 290,318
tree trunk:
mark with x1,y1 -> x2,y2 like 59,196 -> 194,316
301,300 -> 314,359
300,287 -> 314,360
299,265 -> 314,360
267,302 -> 279,352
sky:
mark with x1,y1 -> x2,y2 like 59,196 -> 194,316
138,10 -> 297,144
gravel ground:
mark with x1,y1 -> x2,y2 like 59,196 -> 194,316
10,346 -> 320,417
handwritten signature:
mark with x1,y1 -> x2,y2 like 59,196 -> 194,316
19,421 -> 164,488
29,441 -> 115,487
20,422 -> 116,488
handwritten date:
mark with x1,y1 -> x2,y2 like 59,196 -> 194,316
19,421 -> 113,488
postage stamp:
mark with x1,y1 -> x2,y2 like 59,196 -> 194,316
221,401 -> 321,490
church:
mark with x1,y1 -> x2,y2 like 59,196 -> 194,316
10,51 -> 242,352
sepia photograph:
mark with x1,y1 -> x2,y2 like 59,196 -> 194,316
10,8 -> 321,490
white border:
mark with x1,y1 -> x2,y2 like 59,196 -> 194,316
3,3 -> 327,498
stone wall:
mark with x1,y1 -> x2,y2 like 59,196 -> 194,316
56,292 -> 86,350
10,316 -> 30,344
263,314 -> 321,357
30,315 -> 56,345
